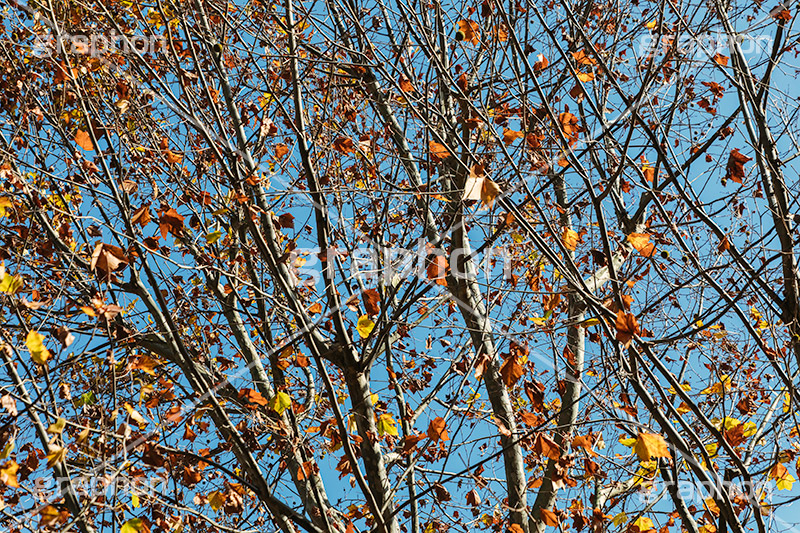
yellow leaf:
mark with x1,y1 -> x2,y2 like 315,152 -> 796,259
645,20 -> 657,29
205,230 -> 223,244
131,493 -> 140,508
46,446 -> 67,467
356,315 -> 375,339
0,440 -> 14,460
120,518 -> 144,533
563,229 -> 579,251
377,413 -> 399,436
701,375 -> 731,395
0,460 -> 20,487
769,463 -> 795,490
26,330 -> 51,366
0,272 -> 22,294
611,512 -> 627,527
125,402 -> 147,429
633,516 -> 655,531
47,418 -> 66,434
619,436 -> 637,447
208,490 -> 225,511
269,391 -> 292,415
705,497 -> 720,516
634,433 -> 671,462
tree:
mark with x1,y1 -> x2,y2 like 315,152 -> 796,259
0,0 -> 799,532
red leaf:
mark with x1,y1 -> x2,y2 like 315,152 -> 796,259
724,149 -> 752,184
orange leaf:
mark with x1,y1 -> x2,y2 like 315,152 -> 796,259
399,74 -> 415,92
634,432 -> 671,461
275,143 -> 289,159
503,128 -> 525,145
563,229 -> 579,251
362,289 -> 380,315
456,20 -> 480,45
427,255 -> 448,286
480,178 -> 501,208
429,141 -> 451,161
74,129 -> 95,151
627,233 -> 656,257
718,236 -> 731,253
615,311 -> 639,348
576,71 -> 595,82
427,417 -> 449,442
713,53 -> 729,66
572,50 -> 597,65
533,54 -> 549,73
540,508 -> 560,527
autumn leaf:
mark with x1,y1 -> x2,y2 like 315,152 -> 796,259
275,143 -> 290,159
572,434 -> 598,457
120,518 -> 144,533
455,20 -> 480,45
503,128 -> 525,145
362,289 -> 380,315
0,460 -> 20,487
377,413 -> 399,436
0,270 -> 22,294
356,315 -> 375,338
576,71 -> 595,82
534,433 -> 561,460
481,178 -> 501,208
74,129 -> 95,151
500,354 -> 524,387
333,137 -> 355,154
631,516 -> 655,533
46,446 -> 67,467
428,417 -> 449,442
724,149 -> 752,184
239,388 -> 270,407
718,236 -> 731,253
429,141 -> 452,161
634,433 -> 671,462
47,417 -> 66,434
713,53 -> 729,66
208,490 -> 225,512
26,330 -> 51,365
269,391 -> 292,415
533,54 -> 549,73
539,508 -> 560,527
572,49 -> 597,65
398,74 -> 414,92
615,311 -> 639,348
627,233 -> 656,257
563,229 -> 579,251
89,243 -> 129,280
427,255 -> 448,286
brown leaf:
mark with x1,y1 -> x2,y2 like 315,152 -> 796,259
503,128 -> 525,145
131,206 -> 151,227
481,178 -> 501,208
362,289 -> 380,315
278,213 -> 295,229
238,388 -> 269,407
427,417 -> 449,442
333,137 -> 355,154
500,354 -> 524,387
399,75 -> 415,92
90,243 -> 129,279
159,208 -> 185,239
718,236 -> 731,253
534,433 -> 561,460
724,149 -> 752,184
